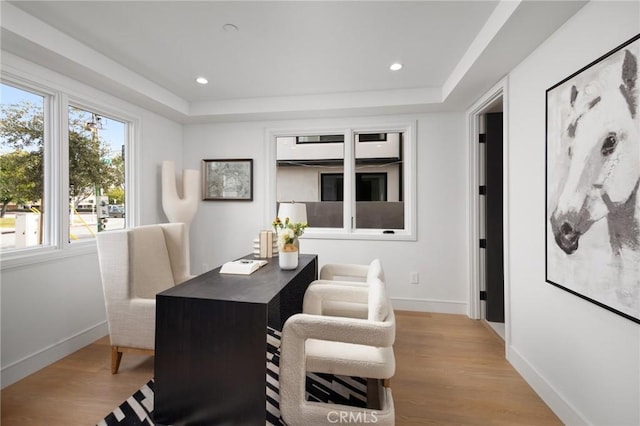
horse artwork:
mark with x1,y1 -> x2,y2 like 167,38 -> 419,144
546,33 -> 640,324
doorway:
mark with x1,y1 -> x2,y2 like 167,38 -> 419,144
479,106 -> 505,336
468,83 -> 508,342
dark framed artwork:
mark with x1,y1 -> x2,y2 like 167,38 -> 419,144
546,33 -> 640,324
202,159 -> 253,201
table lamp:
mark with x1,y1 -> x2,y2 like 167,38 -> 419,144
277,202 -> 307,225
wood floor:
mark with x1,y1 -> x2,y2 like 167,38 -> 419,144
392,312 -> 560,425
1,312 -> 561,425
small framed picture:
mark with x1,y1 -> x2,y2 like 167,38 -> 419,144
202,159 -> 253,201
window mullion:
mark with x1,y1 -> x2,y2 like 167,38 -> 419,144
56,93 -> 70,249
38,91 -> 54,248
125,119 -> 138,228
42,91 -> 63,248
343,129 -> 354,232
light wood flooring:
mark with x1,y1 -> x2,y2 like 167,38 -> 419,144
1,312 -> 561,425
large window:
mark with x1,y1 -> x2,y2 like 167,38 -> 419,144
0,83 -> 47,251
273,124 -> 416,239
0,78 -> 132,259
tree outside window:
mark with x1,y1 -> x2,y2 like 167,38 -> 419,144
67,107 -> 126,240
0,85 -> 45,251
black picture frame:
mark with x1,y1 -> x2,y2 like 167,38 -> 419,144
545,33 -> 640,324
202,159 -> 253,201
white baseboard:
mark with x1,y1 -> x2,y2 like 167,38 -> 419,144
1,321 -> 108,389
507,344 -> 588,425
391,297 -> 468,315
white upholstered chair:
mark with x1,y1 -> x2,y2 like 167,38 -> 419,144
319,258 -> 385,283
308,258 -> 385,318
96,223 -> 193,373
279,278 -> 396,425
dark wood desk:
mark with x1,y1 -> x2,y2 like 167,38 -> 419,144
153,254 -> 318,425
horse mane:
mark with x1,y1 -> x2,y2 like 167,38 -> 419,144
603,179 -> 640,255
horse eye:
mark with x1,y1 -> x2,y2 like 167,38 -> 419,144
601,133 -> 617,156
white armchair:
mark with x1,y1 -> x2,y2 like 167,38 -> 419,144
309,258 -> 385,318
279,278 -> 396,425
96,223 -> 193,373
319,258 -> 385,283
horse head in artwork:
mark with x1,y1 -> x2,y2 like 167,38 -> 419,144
550,48 -> 640,256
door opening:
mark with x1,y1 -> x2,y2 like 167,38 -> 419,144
477,98 -> 505,338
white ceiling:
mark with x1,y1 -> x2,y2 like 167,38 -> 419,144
1,1 -> 586,122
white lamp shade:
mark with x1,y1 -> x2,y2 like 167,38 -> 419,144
278,202 -> 307,224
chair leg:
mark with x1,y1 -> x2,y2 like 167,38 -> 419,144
366,378 -> 392,409
366,378 -> 382,410
111,346 -> 123,374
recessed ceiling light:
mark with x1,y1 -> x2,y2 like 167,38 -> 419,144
390,63 -> 403,71
223,23 -> 239,32
195,77 -> 208,85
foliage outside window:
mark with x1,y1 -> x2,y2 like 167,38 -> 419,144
0,84 -> 46,251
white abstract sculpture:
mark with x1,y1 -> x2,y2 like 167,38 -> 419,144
161,160 -> 199,229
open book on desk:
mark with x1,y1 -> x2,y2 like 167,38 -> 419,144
219,259 -> 268,275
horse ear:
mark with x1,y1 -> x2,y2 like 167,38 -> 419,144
619,49 -> 638,117
621,49 -> 637,90
570,85 -> 579,107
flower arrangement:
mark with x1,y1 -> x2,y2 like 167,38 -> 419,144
272,216 -> 308,251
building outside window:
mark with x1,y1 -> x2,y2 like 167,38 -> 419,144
277,133 -> 345,228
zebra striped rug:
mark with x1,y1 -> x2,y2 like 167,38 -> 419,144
98,328 -> 367,426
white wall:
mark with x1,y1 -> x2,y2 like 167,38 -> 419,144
0,53 -> 183,387
184,113 -> 469,313
506,2 -> 640,424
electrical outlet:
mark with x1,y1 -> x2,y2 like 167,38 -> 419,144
410,272 -> 419,284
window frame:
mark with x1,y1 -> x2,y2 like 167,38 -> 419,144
266,120 -> 417,241
0,72 -> 140,269
66,98 -> 134,243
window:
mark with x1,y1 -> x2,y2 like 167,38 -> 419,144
0,83 -> 47,251
356,173 -> 387,202
296,135 -> 344,144
68,106 -> 126,243
320,174 -> 344,202
321,173 -> 388,202
271,123 -> 416,240
354,132 -> 402,230
0,76 -> 134,261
